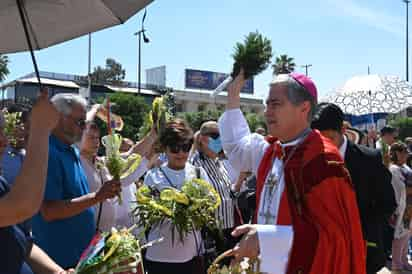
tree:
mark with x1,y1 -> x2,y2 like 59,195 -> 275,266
177,110 -> 222,132
91,58 -> 126,85
272,54 -> 296,75
96,93 -> 150,141
0,55 -> 10,82
245,112 -> 266,132
389,117 -> 412,141
178,110 -> 266,133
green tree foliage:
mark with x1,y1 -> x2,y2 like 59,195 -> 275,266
389,117 -> 412,141
272,54 -> 296,75
91,58 -> 126,85
0,54 -> 10,82
245,112 -> 266,132
97,93 -> 150,141
178,110 -> 266,133
177,110 -> 222,132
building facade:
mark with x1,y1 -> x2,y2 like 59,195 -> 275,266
1,71 -> 264,114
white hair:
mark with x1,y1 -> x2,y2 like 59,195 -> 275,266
51,93 -> 87,115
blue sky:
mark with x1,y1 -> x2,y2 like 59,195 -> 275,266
4,0 -> 409,98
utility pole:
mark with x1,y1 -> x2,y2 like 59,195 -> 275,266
134,9 -> 149,94
301,64 -> 312,76
406,0 -> 410,81
87,33 -> 92,103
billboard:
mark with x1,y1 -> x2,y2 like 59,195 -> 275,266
146,66 -> 166,87
185,69 -> 254,94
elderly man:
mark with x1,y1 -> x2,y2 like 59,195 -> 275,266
219,72 -> 366,274
190,121 -> 239,256
0,90 -> 74,273
32,94 -> 121,268
311,103 -> 396,274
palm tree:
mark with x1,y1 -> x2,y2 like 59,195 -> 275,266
0,55 -> 10,82
272,54 -> 296,75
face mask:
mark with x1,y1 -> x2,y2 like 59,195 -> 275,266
208,137 -> 222,154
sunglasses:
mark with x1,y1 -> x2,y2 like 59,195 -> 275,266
67,115 -> 86,129
206,132 -> 220,140
75,118 -> 86,129
167,142 -> 192,153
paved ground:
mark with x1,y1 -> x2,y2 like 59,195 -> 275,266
378,268 -> 412,273
378,262 -> 412,274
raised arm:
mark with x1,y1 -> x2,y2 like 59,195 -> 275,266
218,71 -> 268,174
0,91 -> 59,227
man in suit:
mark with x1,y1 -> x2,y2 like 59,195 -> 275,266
311,103 -> 397,274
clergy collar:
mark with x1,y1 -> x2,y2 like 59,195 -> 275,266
339,135 -> 348,158
280,128 -> 312,148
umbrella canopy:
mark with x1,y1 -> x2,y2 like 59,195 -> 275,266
0,0 -> 153,54
322,74 -> 412,115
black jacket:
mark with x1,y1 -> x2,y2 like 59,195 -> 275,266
344,140 -> 396,273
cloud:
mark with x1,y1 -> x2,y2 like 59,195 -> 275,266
326,0 -> 403,37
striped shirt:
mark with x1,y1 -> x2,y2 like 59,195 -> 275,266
190,151 -> 235,229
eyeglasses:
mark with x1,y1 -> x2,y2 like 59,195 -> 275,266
167,142 -> 192,153
205,132 -> 220,140
74,118 -> 86,129
67,115 -> 86,129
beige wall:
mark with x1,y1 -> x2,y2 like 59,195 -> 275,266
173,89 -> 264,114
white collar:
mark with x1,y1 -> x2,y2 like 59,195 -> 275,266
339,135 -> 348,158
281,137 -> 302,148
280,129 -> 311,148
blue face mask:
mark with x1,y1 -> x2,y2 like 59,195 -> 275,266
208,137 -> 223,154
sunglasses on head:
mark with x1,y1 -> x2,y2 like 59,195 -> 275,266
167,142 -> 192,153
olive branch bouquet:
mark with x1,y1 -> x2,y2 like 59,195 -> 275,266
133,178 -> 221,243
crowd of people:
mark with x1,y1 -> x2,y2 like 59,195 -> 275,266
1,71 -> 412,274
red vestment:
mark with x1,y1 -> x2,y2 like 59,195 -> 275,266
256,130 -> 366,274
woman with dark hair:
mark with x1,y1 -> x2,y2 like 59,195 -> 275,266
143,119 -> 210,274
389,142 -> 412,273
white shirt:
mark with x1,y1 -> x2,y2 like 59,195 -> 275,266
143,163 -> 210,263
339,135 -> 348,158
219,109 -> 293,274
389,164 -> 409,239
81,156 -> 149,231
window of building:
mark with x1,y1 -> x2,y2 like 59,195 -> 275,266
198,104 -> 206,112
175,104 -> 184,113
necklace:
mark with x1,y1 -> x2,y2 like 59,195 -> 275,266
259,128 -> 312,224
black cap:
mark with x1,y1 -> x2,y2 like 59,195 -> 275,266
311,103 -> 344,132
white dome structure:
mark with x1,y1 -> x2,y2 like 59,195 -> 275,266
322,75 -> 412,115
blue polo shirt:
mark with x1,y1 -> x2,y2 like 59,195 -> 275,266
0,176 -> 34,274
2,146 -> 25,186
32,135 -> 96,268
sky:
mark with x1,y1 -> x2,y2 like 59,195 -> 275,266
4,0 -> 409,99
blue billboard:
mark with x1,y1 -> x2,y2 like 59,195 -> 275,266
185,69 -> 254,94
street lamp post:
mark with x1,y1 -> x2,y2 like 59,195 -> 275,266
87,33 -> 92,103
301,64 -> 312,76
134,9 -> 149,94
406,0 -> 410,81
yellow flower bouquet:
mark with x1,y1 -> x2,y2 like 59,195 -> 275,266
133,178 -> 221,242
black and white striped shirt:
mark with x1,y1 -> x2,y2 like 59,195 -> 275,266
190,152 -> 235,229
